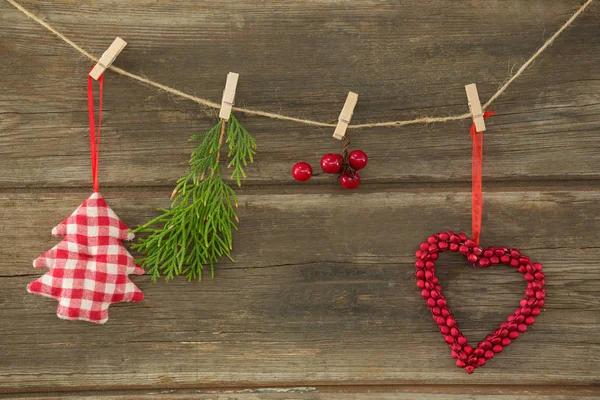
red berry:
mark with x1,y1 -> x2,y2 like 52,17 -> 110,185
339,172 -> 360,189
320,153 -> 343,174
292,162 -> 312,182
348,150 -> 368,170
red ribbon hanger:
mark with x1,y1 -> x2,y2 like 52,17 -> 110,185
87,74 -> 103,192
470,111 -> 495,246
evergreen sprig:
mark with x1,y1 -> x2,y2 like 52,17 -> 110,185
132,114 -> 256,281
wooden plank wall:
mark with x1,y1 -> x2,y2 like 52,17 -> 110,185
1,0 -> 599,398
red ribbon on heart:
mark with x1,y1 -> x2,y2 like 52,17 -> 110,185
87,73 -> 103,193
470,111 -> 495,246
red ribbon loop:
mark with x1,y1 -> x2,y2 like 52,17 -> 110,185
470,111 -> 495,246
87,74 -> 103,192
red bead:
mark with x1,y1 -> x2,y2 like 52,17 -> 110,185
437,299 -> 447,307
416,280 -> 425,289
425,261 -> 435,269
492,345 -> 503,353
436,316 -> 446,325
520,256 -> 531,265
440,326 -> 450,335
515,315 -> 525,324
426,297 -> 436,307
534,272 -> 545,280
477,358 -> 486,366
525,316 -> 535,325
458,233 -> 467,241
427,235 -> 438,244
415,250 -> 422,258
430,253 -> 439,260
439,241 -> 449,250
459,245 -> 469,254
473,247 -> 483,256
479,258 -> 490,268
509,331 -> 519,340
456,359 -> 466,368
457,336 -> 468,346
465,239 -> 476,248
467,253 -> 478,263
446,317 -> 456,327
441,308 -> 450,317
519,299 -> 527,307
420,242 -> 430,251
534,262 -> 543,271
525,289 -> 535,298
480,340 -> 492,350
464,345 -> 473,354
499,328 -> 508,337
517,324 -> 527,333
465,365 -> 475,374
291,162 -> 312,181
484,350 -> 495,359
510,259 -> 520,268
348,150 -> 368,170
428,244 -> 438,252
537,300 -> 545,308
458,351 -> 468,361
449,243 -> 459,252
494,249 -> 505,257
521,308 -> 531,317
524,273 -> 534,282
339,172 -> 360,190
500,255 -> 510,264
449,234 -> 460,244
474,348 -> 484,357
490,256 -> 500,264
415,270 -> 425,279
535,291 -> 546,300
451,350 -> 459,359
450,343 -> 462,352
491,336 -> 501,346
510,249 -> 521,259
445,335 -> 455,344
518,265 -> 526,274
439,232 -> 450,241
501,338 -> 511,346
531,308 -> 540,316
432,307 -> 441,315
415,260 -> 425,269
451,327 -> 459,337
320,153 -> 343,174
421,290 -> 430,298
467,356 -> 477,365
483,249 -> 494,258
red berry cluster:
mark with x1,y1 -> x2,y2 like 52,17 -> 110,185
292,150 -> 368,189
415,231 -> 546,374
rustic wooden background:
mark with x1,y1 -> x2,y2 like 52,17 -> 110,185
1,0 -> 600,398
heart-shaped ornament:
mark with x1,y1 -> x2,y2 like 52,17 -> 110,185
415,231 -> 546,374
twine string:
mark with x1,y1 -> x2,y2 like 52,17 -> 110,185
5,0 -> 594,130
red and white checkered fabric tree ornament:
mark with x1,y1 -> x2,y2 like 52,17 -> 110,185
27,193 -> 144,323
27,73 -> 144,323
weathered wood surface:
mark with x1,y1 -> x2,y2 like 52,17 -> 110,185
1,0 -> 599,398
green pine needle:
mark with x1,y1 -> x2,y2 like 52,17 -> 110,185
132,114 -> 256,281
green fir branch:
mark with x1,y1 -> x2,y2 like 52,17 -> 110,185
132,114 -> 256,281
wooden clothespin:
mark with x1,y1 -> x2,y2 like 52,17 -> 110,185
89,38 -> 127,80
465,83 -> 486,132
219,72 -> 239,121
333,91 -> 358,140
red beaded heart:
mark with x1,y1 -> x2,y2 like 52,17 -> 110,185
415,231 -> 546,374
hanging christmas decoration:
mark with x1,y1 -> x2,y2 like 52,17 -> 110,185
27,71 -> 144,324
292,92 -> 367,189
132,73 -> 257,281
413,87 -> 546,373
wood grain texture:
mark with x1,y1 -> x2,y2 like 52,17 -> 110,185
1,189 -> 600,391
1,0 -> 599,397
1,1 -> 600,188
